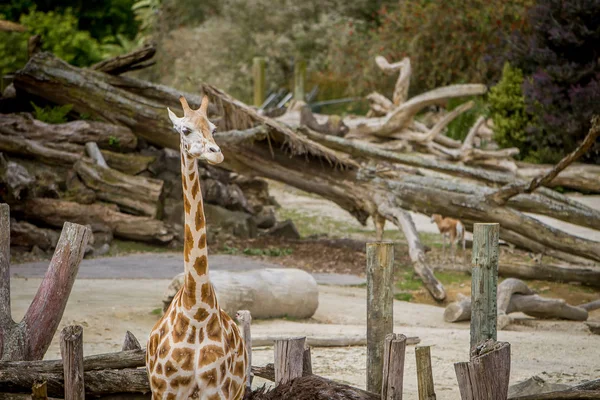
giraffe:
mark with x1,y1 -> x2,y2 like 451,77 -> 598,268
146,95 -> 248,400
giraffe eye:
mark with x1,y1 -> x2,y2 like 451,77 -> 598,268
181,127 -> 192,135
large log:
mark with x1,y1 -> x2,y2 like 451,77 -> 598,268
10,220 -> 59,251
0,114 -> 137,151
24,198 -> 173,243
163,268 -> 319,319
74,159 -> 163,217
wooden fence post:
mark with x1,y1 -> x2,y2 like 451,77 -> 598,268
415,346 -> 436,400
381,333 -> 406,400
470,223 -> 499,350
366,241 -> 394,393
274,337 -> 306,385
293,57 -> 306,101
302,345 -> 313,376
253,57 -> 266,107
60,325 -> 84,400
32,380 -> 48,400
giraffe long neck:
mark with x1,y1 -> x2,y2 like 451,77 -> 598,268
180,148 -> 212,310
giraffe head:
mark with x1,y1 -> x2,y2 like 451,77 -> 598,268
167,95 -> 224,165
430,214 -> 443,223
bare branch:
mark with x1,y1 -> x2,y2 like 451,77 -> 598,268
0,20 -> 26,33
488,116 -> 600,205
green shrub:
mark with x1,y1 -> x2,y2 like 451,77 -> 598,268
0,8 -> 104,76
445,97 -> 488,142
30,102 -> 73,124
488,63 -> 534,158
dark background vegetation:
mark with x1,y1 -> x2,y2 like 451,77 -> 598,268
1,0 -> 599,163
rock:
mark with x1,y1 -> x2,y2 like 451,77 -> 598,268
585,321 -> 600,335
94,243 -> 111,257
11,220 -> 59,251
253,206 -> 276,229
204,203 -> 257,239
264,219 -> 300,239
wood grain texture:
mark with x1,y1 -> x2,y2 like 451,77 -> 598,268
274,337 -> 306,385
60,325 -> 85,400
415,346 -> 436,400
381,333 -> 406,400
367,242 -> 394,393
470,223 -> 499,350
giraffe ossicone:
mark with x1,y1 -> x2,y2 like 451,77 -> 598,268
146,95 -> 248,400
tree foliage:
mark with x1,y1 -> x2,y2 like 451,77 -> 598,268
505,0 -> 600,163
488,63 -> 534,159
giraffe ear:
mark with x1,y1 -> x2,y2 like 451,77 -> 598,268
167,107 -> 181,126
199,95 -> 209,115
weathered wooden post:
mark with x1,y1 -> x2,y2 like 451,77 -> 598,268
454,222 -> 510,400
366,241 -> 394,393
381,333 -> 406,400
252,57 -> 266,107
60,325 -> 85,400
121,330 -> 142,351
415,346 -> 436,400
236,310 -> 253,390
293,57 -> 306,101
470,223 -> 499,350
302,345 -> 313,375
274,337 -> 306,385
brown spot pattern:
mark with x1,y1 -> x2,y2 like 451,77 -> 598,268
189,171 -> 196,181
170,375 -> 192,389
158,339 -> 171,358
195,208 -> 205,230
198,233 -> 207,249
167,394 -> 176,400
193,255 -> 207,275
187,325 -> 197,344
191,180 -> 199,198
182,273 -> 196,309
155,362 -> 163,374
233,360 -> 244,377
184,225 -> 193,263
172,313 -> 190,343
219,361 -> 227,381
222,378 -> 232,398
201,283 -> 216,308
148,334 -> 159,356
164,360 -> 177,377
182,175 -> 187,191
200,368 -> 218,388
206,314 -> 222,342
184,194 -> 191,215
207,394 -> 220,400
198,327 -> 205,343
150,376 -> 167,398
194,307 -> 209,322
172,347 -> 194,371
198,345 -> 225,367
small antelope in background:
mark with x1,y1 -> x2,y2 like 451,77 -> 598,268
431,214 -> 466,264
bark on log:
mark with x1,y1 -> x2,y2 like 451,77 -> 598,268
84,142 -> 108,168
0,114 -> 137,151
10,220 -> 59,250
516,163 -> 600,193
0,156 -> 34,202
74,159 -> 164,217
100,149 -> 155,175
497,262 -> 600,288
24,198 -> 173,243
90,43 -> 156,75
121,332 -> 142,351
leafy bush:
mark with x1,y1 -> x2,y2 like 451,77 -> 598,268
325,0 -> 533,98
0,8 -> 104,76
505,0 -> 600,163
30,102 -> 73,124
445,97 -> 489,142
488,63 -> 533,157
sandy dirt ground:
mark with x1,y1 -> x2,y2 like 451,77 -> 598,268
7,183 -> 600,399
9,278 -> 600,400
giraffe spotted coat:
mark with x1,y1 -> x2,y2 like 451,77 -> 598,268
146,96 -> 247,399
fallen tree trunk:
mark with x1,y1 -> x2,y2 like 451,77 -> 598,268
23,198 -> 173,243
497,262 -> 600,288
517,163 -> 600,194
444,278 -> 589,326
10,220 -> 59,251
74,159 -> 164,217
0,114 -> 137,151
90,43 -> 156,75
